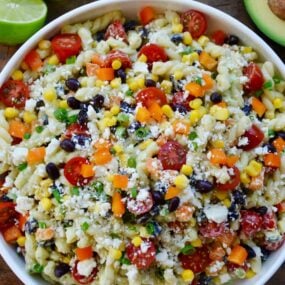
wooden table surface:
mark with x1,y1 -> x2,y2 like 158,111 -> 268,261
0,0 -> 284,284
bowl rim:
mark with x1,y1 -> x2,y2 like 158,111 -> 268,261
0,0 -> 285,285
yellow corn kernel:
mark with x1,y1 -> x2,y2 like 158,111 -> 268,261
110,78 -> 122,89
139,139 -> 153,150
189,98 -> 202,110
132,236 -> 143,247
189,217 -> 196,227
265,111 -> 275,119
189,109 -> 202,124
245,160 -> 263,177
241,46 -> 252,54
110,248 -> 122,260
214,190 -> 228,201
240,171 -> 251,184
174,174 -> 188,189
181,269 -> 195,282
63,256 -> 71,264
40,198 -> 53,211
105,117 -> 117,127
223,198 -> 231,208
11,70 -> 23,81
4,107 -> 19,119
246,269 -> 256,279
172,23 -> 183,33
183,31 -> 192,45
80,77 -> 88,87
110,105 -> 120,115
210,105 -> 229,121
119,154 -> 127,167
199,106 -> 207,116
47,54 -> 59,65
20,61 -> 29,71
129,81 -> 139,92
59,100 -> 68,109
104,111 -> 113,118
182,52 -> 199,65
137,78 -> 145,89
191,238 -> 202,247
107,174 -> 114,182
113,144 -> 123,154
17,236 -> 26,247
140,226 -> 151,238
160,80 -> 173,94
161,104 -> 174,118
198,35 -> 210,47
273,98 -> 283,109
174,70 -> 184,80
138,54 -> 147,62
38,40 -> 51,50
111,59 -> 122,70
43,87 -> 57,102
180,165 -> 193,176
95,79 -> 105,87
212,140 -> 225,149
23,111 -> 37,123
151,74 -> 159,82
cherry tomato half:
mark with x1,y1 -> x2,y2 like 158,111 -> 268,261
158,140 -> 187,171
180,10 -> 207,39
239,124 -> 264,151
127,190 -> 154,216
136,87 -> 167,107
179,246 -> 210,273
104,50 -> 132,69
104,20 -> 127,42
64,157 -> 93,186
171,91 -> 195,111
0,202 -> 18,231
24,50 -> 42,71
0,80 -> 29,109
126,238 -> 156,269
138,44 -> 168,64
262,211 -> 277,230
243,62 -> 264,92
72,260 -> 98,285
65,123 -> 89,139
262,235 -> 285,251
241,210 -> 263,237
199,222 -> 227,238
51,33 -> 82,63
211,30 -> 227,45
216,166 -> 240,191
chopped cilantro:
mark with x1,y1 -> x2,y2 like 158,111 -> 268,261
52,188 -> 62,204
92,181 -> 104,194
66,56 -> 76,64
263,80 -> 273,90
180,46 -> 193,55
135,127 -> 149,138
71,187 -> 80,196
131,187 -> 138,198
81,222 -> 89,232
38,222 -> 46,229
54,108 -> 68,122
67,114 -> 78,124
32,263 -> 44,274
18,162 -> 27,171
125,89 -> 134,97
195,77 -> 202,85
254,90 -> 263,97
189,131 -> 198,140
268,129 -> 276,138
146,222 -> 155,235
120,254 -> 131,265
127,157 -> 137,168
273,75 -> 282,85
35,126 -> 44,133
43,64 -> 56,75
180,244 -> 195,255
23,133 -> 31,140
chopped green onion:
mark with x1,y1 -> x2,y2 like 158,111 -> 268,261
71,187 -> 80,196
43,64 -> 56,75
254,90 -> 263,97
117,113 -> 129,124
146,222 -> 155,235
268,129 -> 276,138
263,80 -> 273,90
92,181 -> 104,194
54,108 -> 68,122
32,263 -> 44,274
120,253 -> 131,265
180,244 -> 195,255
135,127 -> 149,138
110,233 -> 120,239
195,77 -> 202,85
35,126 -> 44,133
24,133 -> 31,140
115,126 -> 127,138
125,89 -> 134,97
273,75 -> 282,85
127,157 -> 137,168
81,222 -> 89,232
67,114 -> 78,124
192,142 -> 198,151
18,162 -> 27,171
52,188 -> 62,204
188,131 -> 198,140
66,56 -> 76,64
38,222 -> 46,229
180,46 -> 193,55
131,187 -> 138,198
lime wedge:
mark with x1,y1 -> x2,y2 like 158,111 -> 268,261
0,0 -> 47,45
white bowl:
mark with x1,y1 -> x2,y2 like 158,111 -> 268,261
0,0 -> 285,284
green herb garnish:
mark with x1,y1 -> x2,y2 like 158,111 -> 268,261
18,162 -> 27,171
180,244 -> 195,255
35,126 -> 44,133
54,108 -> 68,122
268,129 -> 276,138
263,80 -> 273,90
32,263 -> 44,274
180,46 -> 193,55
23,133 -> 31,140
131,187 -> 138,198
189,131 -> 198,140
71,187 -> 80,196
127,157 -> 137,168
135,127 -> 149,138
66,56 -> 76,64
38,222 -> 47,229
81,222 -> 89,232
125,89 -> 134,97
52,188 -> 62,204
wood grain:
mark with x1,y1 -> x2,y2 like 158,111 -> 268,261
0,0 -> 284,284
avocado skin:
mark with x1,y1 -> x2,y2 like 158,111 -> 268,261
244,0 -> 285,46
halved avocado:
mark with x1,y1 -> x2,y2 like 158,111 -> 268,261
244,0 -> 285,46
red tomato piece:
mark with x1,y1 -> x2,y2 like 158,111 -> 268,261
104,50 -> 132,69
65,123 -> 90,139
171,91 -> 195,111
138,44 -> 168,64
211,30 -> 227,45
239,124 -> 264,151
126,238 -> 156,269
263,211 -> 277,230
276,201 -> 285,213
241,210 -> 263,237
0,80 -> 29,109
180,10 -> 207,38
64,157 -> 93,186
243,62 -> 264,92
168,221 -> 187,234
136,87 -> 167,107
179,246 -> 210,273
139,6 -> 156,26
24,50 -> 43,71
216,166 -> 240,191
127,190 -> 154,216
72,260 -> 98,285
199,222 -> 227,238
158,140 -> 187,171
0,202 -> 18,231
104,20 -> 127,42
262,235 -> 285,251
51,33 -> 82,63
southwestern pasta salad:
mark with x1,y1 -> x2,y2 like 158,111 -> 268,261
1,6 -> 285,285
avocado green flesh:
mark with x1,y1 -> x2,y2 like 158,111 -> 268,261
244,0 -> 285,46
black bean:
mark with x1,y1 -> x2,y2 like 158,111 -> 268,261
242,244 -> 256,259
196,49 -> 202,55
196,210 -> 208,225
150,205 -> 160,216
168,197 -> 180,212
72,135 -> 91,147
263,143 -> 276,153
153,182 -> 168,193
225,35 -> 239,45
152,191 -> 165,205
145,79 -> 156,87
120,101 -> 135,114
90,94 -> 105,111
95,31 -> 105,41
277,131 -> 285,140
261,247 -> 271,262
137,213 -> 151,224
171,34 -> 183,44
210,92 -> 222,103
67,97 -> 81,109
124,20 -> 138,32
43,115 -> 49,125
60,139 -> 75,152
194,180 -> 214,193
54,263 -> 70,278
255,206 -> 268,215
231,189 -> 246,206
115,69 -> 126,83
172,104 -> 188,114
140,27 -> 148,40
196,273 -> 212,285
242,104 -> 252,115
0,194 -> 13,202
46,163 -> 60,180
127,121 -> 141,134
25,219 -> 38,234
77,109 -> 88,125
65,78 -> 80,92
35,100 -> 45,113
228,204 -> 239,221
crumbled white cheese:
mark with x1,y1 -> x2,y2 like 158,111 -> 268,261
11,147 -> 28,166
137,188 -> 149,201
133,61 -> 149,74
156,249 -> 174,267
238,137 -> 248,147
204,204 -> 228,223
77,258 -> 97,277
15,196 -> 34,214
25,99 -> 37,112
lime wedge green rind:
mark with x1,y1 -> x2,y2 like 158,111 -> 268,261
0,0 -> 47,45
244,0 -> 285,47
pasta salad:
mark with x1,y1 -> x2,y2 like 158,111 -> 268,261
0,5 -> 285,285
